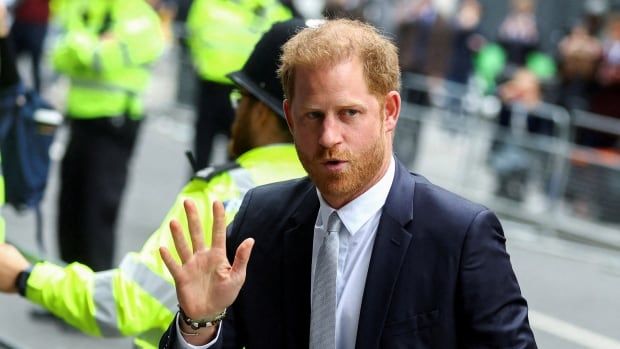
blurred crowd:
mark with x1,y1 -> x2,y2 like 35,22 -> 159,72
7,0 -> 620,149
391,0 -> 620,149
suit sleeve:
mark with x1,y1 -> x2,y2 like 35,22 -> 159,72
457,209 -> 537,348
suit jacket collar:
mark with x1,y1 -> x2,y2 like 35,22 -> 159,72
282,179 -> 318,348
281,160 -> 415,349
356,160 -> 415,349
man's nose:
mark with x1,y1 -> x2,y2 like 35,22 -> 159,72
318,115 -> 342,148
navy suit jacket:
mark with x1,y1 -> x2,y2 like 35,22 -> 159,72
160,160 -> 537,348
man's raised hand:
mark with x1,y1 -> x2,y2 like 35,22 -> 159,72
160,199 -> 254,321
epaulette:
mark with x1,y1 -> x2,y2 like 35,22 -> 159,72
192,161 -> 241,182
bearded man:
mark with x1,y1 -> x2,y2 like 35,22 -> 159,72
159,18 -> 537,349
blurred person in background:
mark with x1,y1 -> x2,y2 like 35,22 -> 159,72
497,0 -> 539,67
556,22 -> 602,111
396,0 -> 452,83
0,2 -> 20,243
52,0 -> 164,271
0,18 -> 307,349
185,0 -> 291,170
587,13 -> 620,147
489,68 -> 556,202
9,0 -> 49,92
565,12 -> 620,222
446,0 -> 483,85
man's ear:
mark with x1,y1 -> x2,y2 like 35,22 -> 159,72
383,91 -> 400,132
253,102 -> 271,126
283,99 -> 294,133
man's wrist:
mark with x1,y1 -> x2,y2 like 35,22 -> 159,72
178,305 -> 226,330
15,265 -> 34,297
176,312 -> 219,346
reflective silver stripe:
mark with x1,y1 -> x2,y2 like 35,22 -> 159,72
229,167 -> 256,196
120,42 -> 132,66
223,167 -> 257,214
72,78 -> 138,94
119,257 -> 177,313
92,48 -> 103,74
195,166 -> 216,179
93,270 -> 123,336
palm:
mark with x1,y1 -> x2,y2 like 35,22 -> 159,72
160,200 -> 254,319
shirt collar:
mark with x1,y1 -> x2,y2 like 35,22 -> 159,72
317,156 -> 395,235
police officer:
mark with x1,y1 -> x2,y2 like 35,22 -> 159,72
53,0 -> 165,271
186,0 -> 292,169
0,19 -> 309,349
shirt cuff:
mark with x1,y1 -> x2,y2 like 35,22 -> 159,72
175,313 -> 222,349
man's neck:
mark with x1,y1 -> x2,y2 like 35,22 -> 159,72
321,155 -> 395,209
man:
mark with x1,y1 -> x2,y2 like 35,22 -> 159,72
159,19 -> 537,348
0,19 -> 307,349
52,0 -> 164,271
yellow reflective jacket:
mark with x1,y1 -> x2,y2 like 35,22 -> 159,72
186,0 -> 292,84
51,0 -> 164,119
25,144 -> 305,348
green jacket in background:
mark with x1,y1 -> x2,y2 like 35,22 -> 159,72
186,0 -> 292,85
51,0 -> 164,119
24,144 -> 305,348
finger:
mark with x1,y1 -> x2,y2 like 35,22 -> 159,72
184,199 -> 205,253
159,246 -> 182,280
170,219 -> 192,264
210,200 -> 227,250
231,238 -> 255,282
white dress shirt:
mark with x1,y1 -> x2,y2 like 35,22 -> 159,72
313,156 -> 395,349
177,157 -> 396,349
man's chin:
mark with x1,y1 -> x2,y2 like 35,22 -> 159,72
312,174 -> 351,196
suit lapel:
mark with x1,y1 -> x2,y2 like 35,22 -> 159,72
356,161 -> 416,349
282,182 -> 319,348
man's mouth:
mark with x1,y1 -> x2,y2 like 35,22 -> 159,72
321,159 -> 347,171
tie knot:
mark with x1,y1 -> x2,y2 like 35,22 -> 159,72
326,212 -> 341,235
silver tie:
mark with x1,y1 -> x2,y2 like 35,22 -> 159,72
310,212 -> 341,349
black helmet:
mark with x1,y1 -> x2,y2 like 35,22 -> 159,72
228,18 -> 310,118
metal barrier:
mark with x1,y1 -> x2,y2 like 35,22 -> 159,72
566,110 -> 620,224
396,73 -> 620,248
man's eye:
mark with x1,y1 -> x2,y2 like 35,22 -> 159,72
307,111 -> 323,119
343,109 -> 359,117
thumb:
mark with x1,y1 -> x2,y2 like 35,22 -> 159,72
230,238 -> 255,283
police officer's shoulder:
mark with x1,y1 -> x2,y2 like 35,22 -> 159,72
193,161 -> 241,182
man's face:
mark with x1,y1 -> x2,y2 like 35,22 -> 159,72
284,57 -> 400,208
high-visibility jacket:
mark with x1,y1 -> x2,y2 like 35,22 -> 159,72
186,0 -> 292,85
51,0 -> 164,119
24,144 -> 305,348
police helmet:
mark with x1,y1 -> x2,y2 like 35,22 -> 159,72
228,19 -> 319,118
